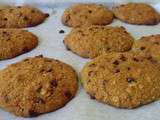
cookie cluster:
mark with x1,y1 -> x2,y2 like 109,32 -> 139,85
0,2 -> 160,118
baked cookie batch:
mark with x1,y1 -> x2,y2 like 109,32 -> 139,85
0,2 -> 160,117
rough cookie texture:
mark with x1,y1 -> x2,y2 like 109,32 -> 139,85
0,6 -> 49,28
0,29 -> 38,60
112,3 -> 160,25
81,52 -> 160,108
64,25 -> 134,58
62,3 -> 114,27
0,55 -> 78,117
133,34 -> 160,60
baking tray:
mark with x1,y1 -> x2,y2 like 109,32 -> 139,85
0,0 -> 160,120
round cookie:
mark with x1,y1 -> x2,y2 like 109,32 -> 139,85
64,25 -> 134,58
0,6 -> 49,28
133,34 -> 160,60
0,55 -> 78,117
81,52 -> 160,108
112,3 -> 160,25
0,29 -> 38,60
62,3 -> 114,27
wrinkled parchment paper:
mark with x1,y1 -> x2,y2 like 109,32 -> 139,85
0,0 -> 160,120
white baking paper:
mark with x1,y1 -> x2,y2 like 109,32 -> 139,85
0,0 -> 160,120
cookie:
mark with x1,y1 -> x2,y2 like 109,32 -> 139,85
64,25 -> 134,58
0,6 -> 49,28
0,29 -> 38,60
0,55 -> 78,117
112,3 -> 160,25
81,52 -> 160,108
133,34 -> 160,60
62,3 -> 114,27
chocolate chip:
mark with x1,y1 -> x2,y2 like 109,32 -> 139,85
65,45 -> 70,50
127,77 -> 135,83
2,31 -> 7,34
34,97 -> 45,104
22,47 -> 29,52
113,60 -> 119,65
23,58 -> 29,62
90,94 -> 95,99
50,80 -> 58,87
133,57 -> 139,62
120,55 -> 126,61
115,69 -> 120,73
59,30 -> 65,34
6,38 -> 10,41
17,6 -> 22,8
127,67 -> 131,71
64,91 -> 72,99
140,46 -> 146,50
45,13 -> 49,17
88,63 -> 96,67
4,18 -> 7,21
88,10 -> 92,13
28,110 -> 38,117
31,10 -> 35,13
107,47 -> 111,51
149,57 -> 157,63
23,16 -> 28,21
154,42 -> 159,45
46,68 -> 52,72
102,80 -> 108,86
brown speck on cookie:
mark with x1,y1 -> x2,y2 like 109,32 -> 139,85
28,110 -> 38,117
115,69 -> 120,73
113,60 -> 119,65
120,55 -> 127,61
64,91 -> 72,99
90,94 -> 95,99
127,67 -> 131,71
140,46 -> 146,50
4,18 -> 8,21
133,57 -> 139,62
23,16 -> 29,21
45,13 -> 49,17
50,80 -> 58,87
34,97 -> 45,104
88,10 -> 92,13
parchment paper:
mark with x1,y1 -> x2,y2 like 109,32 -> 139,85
0,0 -> 160,120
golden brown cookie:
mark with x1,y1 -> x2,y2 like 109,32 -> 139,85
112,3 -> 160,25
133,34 -> 160,60
64,25 -> 134,58
0,6 -> 49,28
81,52 -> 160,108
0,55 -> 78,117
62,3 -> 114,27
0,29 -> 38,60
